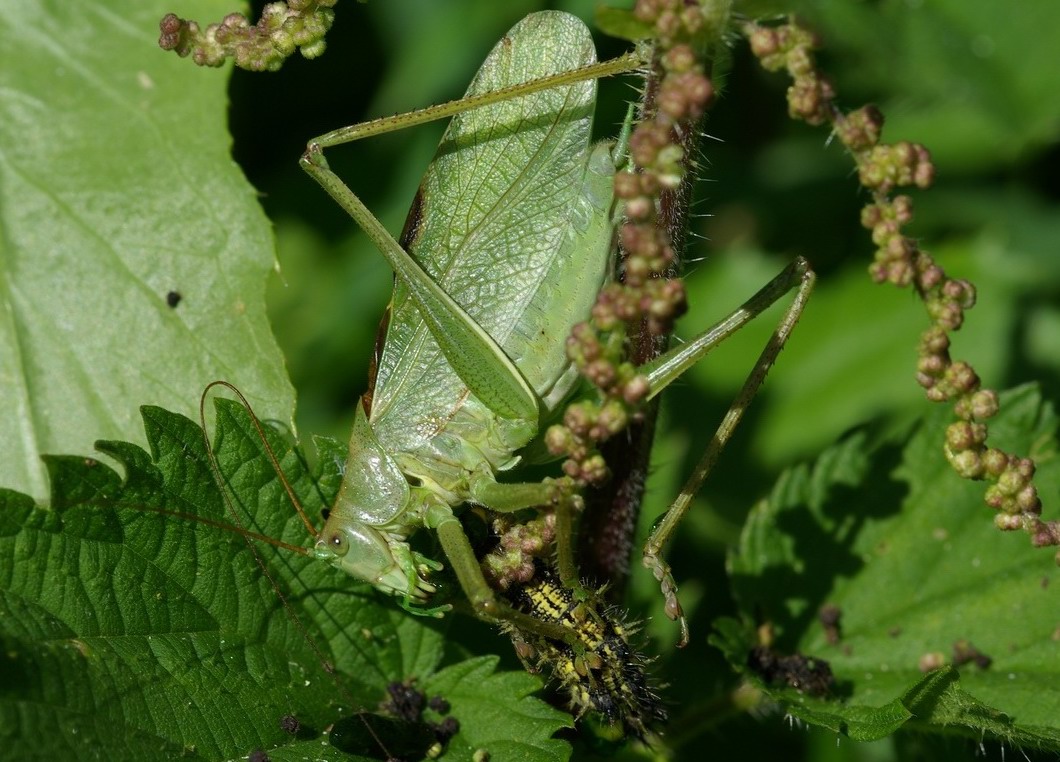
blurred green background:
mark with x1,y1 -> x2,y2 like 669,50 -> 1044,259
227,0 -> 1060,758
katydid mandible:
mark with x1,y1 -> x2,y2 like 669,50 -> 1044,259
288,11 -> 813,648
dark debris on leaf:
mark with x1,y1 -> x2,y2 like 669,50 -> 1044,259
279,714 -> 300,735
952,639 -> 992,670
819,603 -> 842,644
378,680 -> 460,754
427,695 -> 450,714
748,645 -> 835,697
383,681 -> 426,723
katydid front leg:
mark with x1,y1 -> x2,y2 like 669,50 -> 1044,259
426,505 -> 586,646
638,257 -> 816,646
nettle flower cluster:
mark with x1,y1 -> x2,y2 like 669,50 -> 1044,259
744,18 -> 1058,559
159,0 -> 335,71
483,513 -> 558,590
546,0 -> 722,486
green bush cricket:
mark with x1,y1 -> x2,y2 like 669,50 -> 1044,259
290,9 -> 812,639
0,7 -> 816,756
199,7 -> 813,740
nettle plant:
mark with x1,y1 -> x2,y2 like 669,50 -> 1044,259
2,1 -> 1058,761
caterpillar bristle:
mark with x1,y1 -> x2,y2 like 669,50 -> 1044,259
503,564 -> 667,740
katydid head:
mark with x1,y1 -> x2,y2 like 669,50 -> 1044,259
199,383 -> 442,614
311,517 -> 438,604
312,399 -> 441,609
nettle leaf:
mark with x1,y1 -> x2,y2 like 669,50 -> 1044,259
0,0 -> 294,500
0,401 -> 572,761
778,0 -> 1060,171
717,384 -> 1060,751
422,657 -> 573,762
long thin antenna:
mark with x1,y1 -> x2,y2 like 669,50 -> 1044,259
198,381 -> 397,761
201,381 -> 319,538
126,503 -> 310,556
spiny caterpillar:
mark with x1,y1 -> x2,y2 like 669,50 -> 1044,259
503,564 -> 666,739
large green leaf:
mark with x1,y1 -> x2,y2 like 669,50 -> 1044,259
0,401 -> 572,761
422,657 -> 573,762
0,0 -> 293,499
773,0 -> 1060,171
718,385 -> 1060,750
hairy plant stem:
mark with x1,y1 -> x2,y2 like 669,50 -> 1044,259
579,5 -> 723,594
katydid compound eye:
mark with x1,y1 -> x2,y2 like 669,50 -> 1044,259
329,532 -> 349,555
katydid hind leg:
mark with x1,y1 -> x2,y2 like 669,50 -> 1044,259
300,148 -> 539,423
298,27 -> 641,426
639,258 -> 814,398
641,259 -> 816,647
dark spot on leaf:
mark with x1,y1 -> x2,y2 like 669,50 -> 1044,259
166,290 -> 182,308
433,716 -> 460,744
952,639 -> 992,669
330,714 -> 431,761
383,681 -> 425,723
378,681 -> 461,755
818,603 -> 842,644
280,714 -> 300,735
747,645 -> 835,697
